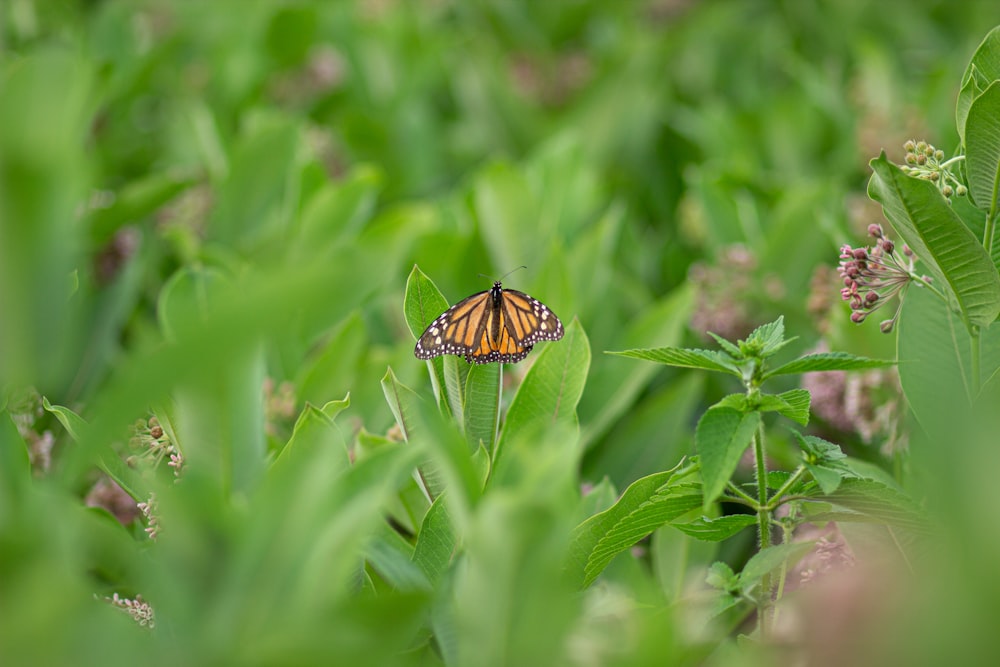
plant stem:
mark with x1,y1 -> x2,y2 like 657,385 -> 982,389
726,481 -> 759,506
765,466 -> 808,510
752,417 -> 772,637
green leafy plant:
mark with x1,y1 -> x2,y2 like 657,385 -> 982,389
577,318 -> 905,636
7,5 -> 1000,666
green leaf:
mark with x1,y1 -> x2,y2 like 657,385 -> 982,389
567,462 -> 702,588
463,364 -> 500,450
86,172 -> 195,245
41,397 -> 86,441
803,478 -> 925,532
610,347 -> 739,376
764,352 -> 895,378
896,283 -> 1000,436
706,331 -> 742,358
965,81 -> 1000,213
156,265 -> 231,343
706,561 -> 738,591
672,514 -> 757,542
757,389 -> 811,425
365,523 -> 431,592
743,317 -> 787,356
42,398 -> 143,500
296,313 -> 367,407
412,495 -> 456,586
410,403 -> 485,527
696,408 -> 761,509
803,462 -> 845,494
404,266 -> 453,413
497,318 -> 590,466
868,153 -> 1000,328
380,367 -> 423,441
274,397 -> 352,471
958,26 -> 1000,141
738,542 -> 816,589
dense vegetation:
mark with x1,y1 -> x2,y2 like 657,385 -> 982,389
4,2 -> 1000,664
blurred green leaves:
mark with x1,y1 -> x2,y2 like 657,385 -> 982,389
3,3 -> 1000,666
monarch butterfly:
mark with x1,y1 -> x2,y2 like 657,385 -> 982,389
414,281 -> 564,364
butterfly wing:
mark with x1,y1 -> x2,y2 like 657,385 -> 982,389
414,282 -> 563,364
498,288 -> 564,346
414,290 -> 491,360
465,307 -> 533,364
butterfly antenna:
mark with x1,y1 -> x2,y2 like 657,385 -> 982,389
498,265 -> 527,281
479,266 -> 527,283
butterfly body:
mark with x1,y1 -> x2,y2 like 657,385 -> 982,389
415,281 -> 564,364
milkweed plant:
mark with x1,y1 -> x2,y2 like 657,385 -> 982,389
6,11 -> 1000,667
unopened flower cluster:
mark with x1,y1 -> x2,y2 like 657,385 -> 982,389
137,493 -> 160,540
106,593 -> 155,629
129,415 -> 183,477
838,224 -> 923,333
900,139 -> 967,200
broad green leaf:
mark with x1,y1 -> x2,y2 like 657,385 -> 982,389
764,352 -> 895,378
896,284 -> 1000,436
567,462 -> 702,589
868,153 -> 1000,327
958,26 -> 1000,141
463,363 -> 500,450
296,313 -> 367,407
365,523 -> 431,592
496,318 -> 590,466
738,542 -> 816,589
803,478 -> 925,532
672,514 -> 757,542
610,347 -> 739,376
965,81 -> 1000,213
273,397 -> 351,471
442,356 -> 466,426
770,389 -> 811,425
403,266 -> 452,414
41,397 -> 86,441
156,265 -> 230,343
957,73 -> 988,145
42,398 -> 142,500
381,367 -> 422,441
412,495 -> 456,585
696,408 -> 761,510
410,403 -> 484,527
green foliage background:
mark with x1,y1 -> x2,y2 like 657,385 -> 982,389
3,1 -> 1000,664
